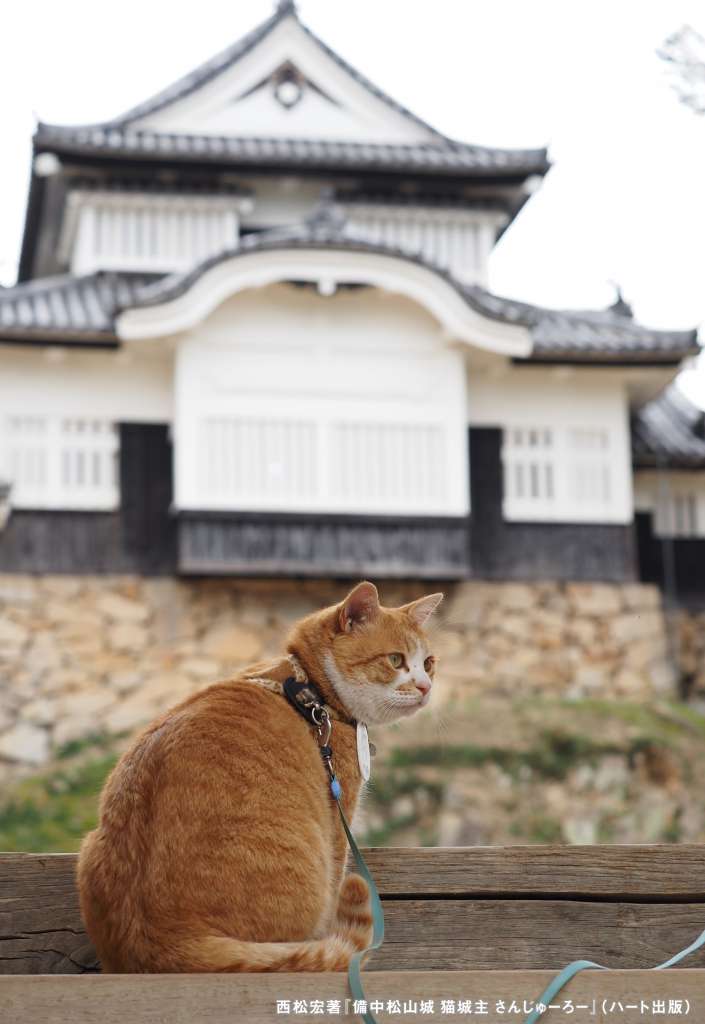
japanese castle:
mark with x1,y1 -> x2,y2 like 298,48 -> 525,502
1,0 -> 703,590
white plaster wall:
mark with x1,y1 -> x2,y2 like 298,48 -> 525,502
174,283 -> 470,516
467,368 -> 634,523
0,345 -> 173,508
0,346 -> 172,422
168,82 -> 396,142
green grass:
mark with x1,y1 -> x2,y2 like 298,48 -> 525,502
367,770 -> 445,808
55,731 -> 120,761
363,812 -> 418,847
360,769 -> 446,845
525,696 -> 705,740
510,814 -> 563,844
388,728 -> 628,781
0,753 -> 117,853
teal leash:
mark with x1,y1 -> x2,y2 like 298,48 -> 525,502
329,805 -> 705,1024
281,673 -> 385,1024
328,749 -> 705,1024
333,791 -> 386,1024
313,694 -> 705,1024
522,926 -> 705,1024
283,674 -> 705,1024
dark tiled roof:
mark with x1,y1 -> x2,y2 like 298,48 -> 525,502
632,384 -> 705,468
33,4 -> 548,180
35,124 -> 548,178
468,292 -> 698,360
0,230 -> 698,362
0,272 -> 158,343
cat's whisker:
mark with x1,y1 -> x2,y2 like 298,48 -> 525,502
433,713 -> 451,739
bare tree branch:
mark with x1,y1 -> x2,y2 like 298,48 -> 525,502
658,24 -> 705,114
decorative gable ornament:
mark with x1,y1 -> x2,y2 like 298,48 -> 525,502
273,64 -> 305,108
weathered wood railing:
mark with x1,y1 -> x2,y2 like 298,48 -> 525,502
1,846 -> 704,1021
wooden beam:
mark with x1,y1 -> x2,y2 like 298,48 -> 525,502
376,899 -> 705,970
2,850 -> 705,976
3,897 -> 705,976
1,970 -> 704,1023
362,845 -> 705,899
4,845 -> 705,905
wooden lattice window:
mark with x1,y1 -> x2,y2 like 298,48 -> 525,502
3,415 -> 119,509
502,425 -> 616,522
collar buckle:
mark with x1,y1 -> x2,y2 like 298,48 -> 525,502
283,676 -> 328,727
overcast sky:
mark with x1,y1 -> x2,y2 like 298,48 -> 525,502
3,1 -> 705,401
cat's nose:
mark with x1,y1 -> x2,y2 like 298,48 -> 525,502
415,679 -> 431,698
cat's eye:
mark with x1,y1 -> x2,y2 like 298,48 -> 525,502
424,656 -> 435,672
388,653 -> 404,669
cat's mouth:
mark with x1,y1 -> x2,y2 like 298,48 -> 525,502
389,691 -> 430,716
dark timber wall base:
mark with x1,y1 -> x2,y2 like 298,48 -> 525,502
469,427 -> 638,582
0,511 -> 135,574
636,511 -> 705,604
493,522 -> 638,581
178,512 -> 470,579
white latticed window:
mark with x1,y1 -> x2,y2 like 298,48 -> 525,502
654,486 -> 705,538
175,323 -> 469,517
2,416 -> 119,509
342,205 -> 503,285
502,427 -> 555,518
567,428 -> 612,505
192,415 -> 452,514
330,422 -> 447,506
64,191 -> 243,275
502,424 -> 617,522
198,419 -> 318,504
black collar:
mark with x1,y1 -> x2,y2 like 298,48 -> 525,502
283,676 -> 356,728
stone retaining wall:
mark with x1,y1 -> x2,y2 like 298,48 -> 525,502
676,607 -> 705,698
0,574 -> 699,781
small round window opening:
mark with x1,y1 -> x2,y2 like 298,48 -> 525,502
274,73 -> 304,109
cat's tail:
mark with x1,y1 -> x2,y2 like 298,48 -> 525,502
170,874 -> 375,974
172,933 -> 357,973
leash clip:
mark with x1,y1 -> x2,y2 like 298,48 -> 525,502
314,707 -> 340,797
312,704 -> 332,747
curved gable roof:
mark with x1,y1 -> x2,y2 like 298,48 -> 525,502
106,1 -> 448,142
0,227 -> 696,364
33,3 -> 549,178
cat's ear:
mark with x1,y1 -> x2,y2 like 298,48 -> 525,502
401,592 -> 444,628
338,581 -> 380,632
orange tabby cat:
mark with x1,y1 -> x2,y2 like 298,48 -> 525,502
77,581 -> 442,973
